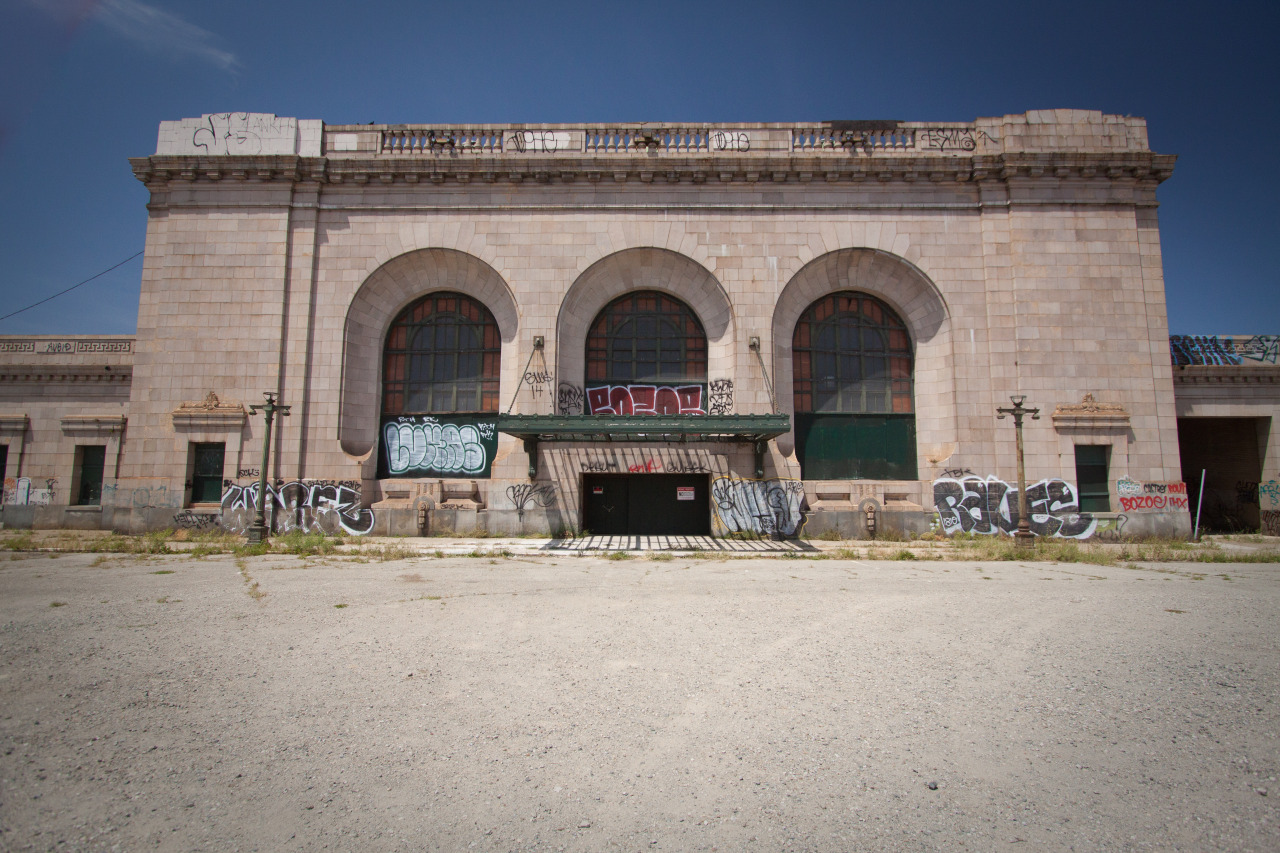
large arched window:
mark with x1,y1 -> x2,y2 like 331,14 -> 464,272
586,291 -> 706,384
583,291 -> 708,415
382,292 -> 500,415
793,292 -> 916,479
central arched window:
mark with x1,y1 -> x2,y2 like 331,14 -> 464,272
583,291 -> 708,416
793,292 -> 916,479
382,292 -> 500,415
586,291 -> 707,384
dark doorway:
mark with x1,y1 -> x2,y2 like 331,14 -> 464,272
191,443 -> 225,504
1177,417 -> 1269,532
582,474 -> 710,535
76,445 -> 106,506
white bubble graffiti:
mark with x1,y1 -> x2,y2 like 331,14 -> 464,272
383,421 -> 488,476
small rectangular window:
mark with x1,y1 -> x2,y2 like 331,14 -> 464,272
0,444 -> 8,481
76,445 -> 106,506
1075,445 -> 1110,512
190,443 -> 225,504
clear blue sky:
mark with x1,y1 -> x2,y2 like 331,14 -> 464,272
1,0 -> 1276,336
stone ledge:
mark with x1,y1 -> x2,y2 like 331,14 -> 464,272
60,415 -> 126,434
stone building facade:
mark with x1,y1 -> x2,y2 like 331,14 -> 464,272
2,110 -> 1273,539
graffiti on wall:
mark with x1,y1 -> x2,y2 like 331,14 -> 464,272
558,383 -> 585,416
917,128 -> 997,152
1170,334 -> 1280,366
2,477 -> 56,506
1261,511 -> 1280,537
1261,481 -> 1280,535
1239,335 -> 1280,363
523,370 -> 554,399
192,112 -> 293,156
1170,335 -> 1242,366
172,510 -> 221,530
708,379 -> 734,415
380,415 -> 498,478
932,475 -> 1097,539
505,483 -> 557,520
1234,481 -> 1260,508
585,384 -> 706,416
221,480 -> 375,536
102,482 -> 182,509
1092,515 -> 1129,542
578,450 -> 711,474
711,477 -> 806,538
1115,478 -> 1190,513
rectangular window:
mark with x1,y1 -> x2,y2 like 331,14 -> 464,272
190,443 -> 225,504
1075,445 -> 1110,512
76,445 -> 106,506
0,444 -> 7,481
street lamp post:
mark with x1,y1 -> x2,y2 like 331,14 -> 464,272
997,395 -> 1040,549
245,391 -> 290,545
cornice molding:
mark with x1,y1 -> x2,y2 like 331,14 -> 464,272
0,367 -> 131,384
0,414 -> 29,433
61,415 -> 126,434
1051,394 -> 1131,432
171,392 -> 248,429
1173,365 -> 1280,385
130,150 -> 1175,190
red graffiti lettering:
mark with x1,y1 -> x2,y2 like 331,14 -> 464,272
585,384 -> 706,415
1119,495 -> 1190,512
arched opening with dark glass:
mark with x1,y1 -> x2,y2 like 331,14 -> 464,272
583,290 -> 708,415
792,291 -> 917,479
381,292 -> 501,416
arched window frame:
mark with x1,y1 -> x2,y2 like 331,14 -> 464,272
585,290 -> 708,385
792,292 -> 914,415
381,292 -> 501,416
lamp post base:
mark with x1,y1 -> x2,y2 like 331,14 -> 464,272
245,524 -> 268,545
1014,529 -> 1036,549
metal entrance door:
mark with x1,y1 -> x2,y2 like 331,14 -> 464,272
582,474 -> 710,536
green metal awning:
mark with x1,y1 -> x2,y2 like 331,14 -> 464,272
496,414 -> 791,478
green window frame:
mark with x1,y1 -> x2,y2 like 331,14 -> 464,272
1075,445 -> 1110,512
75,445 -> 106,506
792,292 -> 916,480
190,443 -> 225,505
382,292 -> 501,415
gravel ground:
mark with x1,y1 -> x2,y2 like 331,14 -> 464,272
1,549 -> 1277,852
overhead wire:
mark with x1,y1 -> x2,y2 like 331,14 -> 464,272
0,250 -> 143,324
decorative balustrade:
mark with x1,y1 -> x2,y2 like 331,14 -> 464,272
381,128 -> 505,154
359,123 -> 1002,157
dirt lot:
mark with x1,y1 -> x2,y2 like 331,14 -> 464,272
1,548 -> 1278,852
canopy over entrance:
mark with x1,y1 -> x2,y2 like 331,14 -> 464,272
497,414 -> 790,478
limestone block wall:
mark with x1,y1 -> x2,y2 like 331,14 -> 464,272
37,109 -> 1190,536
0,337 -> 133,525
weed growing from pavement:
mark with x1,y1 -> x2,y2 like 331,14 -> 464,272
271,531 -> 339,557
151,570 -> 174,575
49,601 -> 66,607
333,603 -> 348,608
649,552 -> 674,561
892,549 -> 916,561
351,543 -> 418,562
1,531 -> 36,551
235,558 -> 265,601
606,551 -> 633,560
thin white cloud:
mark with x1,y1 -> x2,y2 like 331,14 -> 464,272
21,0 -> 240,72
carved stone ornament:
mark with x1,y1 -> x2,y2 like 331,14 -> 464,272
172,391 -> 247,429
1051,393 -> 1130,431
